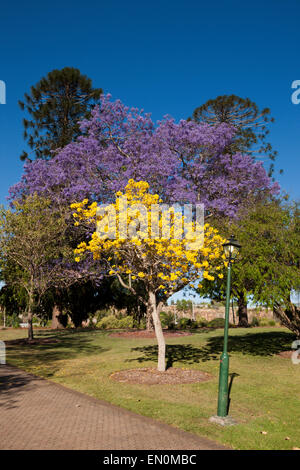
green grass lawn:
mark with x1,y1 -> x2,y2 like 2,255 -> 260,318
1,326 -> 299,450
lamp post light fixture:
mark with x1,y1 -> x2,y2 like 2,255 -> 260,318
212,235 -> 241,424
222,235 -> 241,264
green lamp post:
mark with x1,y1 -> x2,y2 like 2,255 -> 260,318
217,235 -> 241,418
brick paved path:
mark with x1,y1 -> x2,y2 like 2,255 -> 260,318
0,364 -> 228,450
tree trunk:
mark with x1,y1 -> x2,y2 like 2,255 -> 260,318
51,304 -> 65,329
27,287 -> 34,341
148,291 -> 166,372
273,302 -> 300,338
237,292 -> 249,327
27,309 -> 33,341
192,302 -> 195,321
146,303 -> 154,331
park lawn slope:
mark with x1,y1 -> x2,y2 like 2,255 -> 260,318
1,326 -> 299,450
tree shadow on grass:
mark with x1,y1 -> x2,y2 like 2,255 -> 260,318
128,331 -> 294,368
5,330 -> 109,378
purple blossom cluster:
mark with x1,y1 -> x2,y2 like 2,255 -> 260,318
10,94 -> 279,217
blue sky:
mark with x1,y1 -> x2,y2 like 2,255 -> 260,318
0,0 -> 299,208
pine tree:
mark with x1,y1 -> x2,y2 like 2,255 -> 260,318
191,95 -> 279,176
19,67 -> 102,160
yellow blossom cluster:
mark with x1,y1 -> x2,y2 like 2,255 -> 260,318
71,180 -> 226,294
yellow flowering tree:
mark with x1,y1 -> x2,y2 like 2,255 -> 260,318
71,180 -> 225,371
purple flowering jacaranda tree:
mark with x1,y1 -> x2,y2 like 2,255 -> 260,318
10,94 -> 279,217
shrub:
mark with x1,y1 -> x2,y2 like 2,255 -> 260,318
32,315 -> 40,326
94,309 -> 110,322
259,317 -> 273,327
118,316 -> 134,329
136,317 -> 146,329
178,317 -> 198,330
256,318 -> 276,327
160,311 -> 175,329
190,320 -> 198,329
251,316 -> 260,327
97,314 -> 134,329
40,317 -> 51,327
6,314 -> 21,328
197,317 -> 208,328
97,315 -> 120,329
178,317 -> 190,330
207,317 -> 226,328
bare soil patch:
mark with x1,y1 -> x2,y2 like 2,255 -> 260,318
277,350 -> 299,359
110,367 -> 212,385
109,329 -> 192,338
